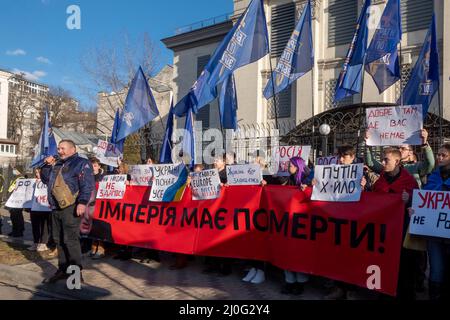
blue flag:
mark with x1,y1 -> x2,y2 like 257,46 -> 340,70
182,108 -> 196,169
173,0 -> 269,117
31,108 -> 57,168
365,0 -> 402,94
116,66 -> 160,141
159,97 -> 175,164
110,108 -> 124,153
219,74 -> 238,130
263,0 -> 313,99
398,15 -> 439,116
334,0 -> 371,102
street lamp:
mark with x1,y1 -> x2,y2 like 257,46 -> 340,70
319,123 -> 331,157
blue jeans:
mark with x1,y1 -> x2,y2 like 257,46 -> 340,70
428,239 -> 450,283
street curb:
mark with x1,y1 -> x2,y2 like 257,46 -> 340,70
0,264 -> 143,300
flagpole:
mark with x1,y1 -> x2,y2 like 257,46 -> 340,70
356,53 -> 368,157
399,41 -> 404,106
268,56 -> 280,130
438,82 -> 443,145
310,58 -> 316,163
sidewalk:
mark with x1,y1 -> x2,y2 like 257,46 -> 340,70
0,209 -> 416,300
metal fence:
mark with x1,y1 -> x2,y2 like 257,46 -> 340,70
92,103 -> 450,166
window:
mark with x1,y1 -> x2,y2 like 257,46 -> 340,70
268,89 -> 291,119
401,0 -> 433,32
196,55 -> 211,129
0,145 -> 4,152
270,2 -> 296,58
325,79 -> 353,110
5,145 -> 9,153
328,0 -> 358,47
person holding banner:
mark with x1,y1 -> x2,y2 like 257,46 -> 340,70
323,145 -> 369,300
6,170 -> 26,238
420,143 -> 450,300
203,155 -> 232,276
28,169 -> 52,252
40,140 -> 95,284
280,156 -> 311,295
365,129 -> 435,188
372,148 -> 419,300
86,157 -> 105,259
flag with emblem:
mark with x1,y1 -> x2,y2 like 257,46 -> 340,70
116,66 -> 160,141
263,0 -> 313,99
173,0 -> 269,117
398,14 -> 439,116
365,0 -> 402,94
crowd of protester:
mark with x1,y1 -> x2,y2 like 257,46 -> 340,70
1,131 -> 449,301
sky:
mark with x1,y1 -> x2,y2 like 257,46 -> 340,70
0,0 -> 233,110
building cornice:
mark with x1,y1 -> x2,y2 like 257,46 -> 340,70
162,20 -> 233,52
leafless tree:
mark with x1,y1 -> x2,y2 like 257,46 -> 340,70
79,31 -> 161,163
80,31 -> 160,121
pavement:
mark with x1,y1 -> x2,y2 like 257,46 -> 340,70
0,208 -> 426,300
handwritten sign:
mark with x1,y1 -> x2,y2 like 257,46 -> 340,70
31,181 -> 51,212
5,179 -> 37,209
311,164 -> 364,202
97,175 -> 127,199
149,163 -> 188,202
271,146 -> 311,176
95,140 -> 122,168
129,165 -> 153,186
226,164 -> 262,186
317,156 -> 339,165
409,190 -> 450,240
366,105 -> 423,146
191,169 -> 221,200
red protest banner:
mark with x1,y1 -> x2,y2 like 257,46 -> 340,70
91,185 -> 404,296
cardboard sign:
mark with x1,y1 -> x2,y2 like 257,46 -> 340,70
271,146 -> 311,176
226,164 -> 263,186
366,105 -> 423,146
129,165 -> 153,186
95,140 -> 122,168
409,189 -> 450,240
149,163 -> 188,202
31,181 -> 51,212
317,156 -> 339,165
190,169 -> 221,201
5,179 -> 37,209
311,164 -> 364,202
97,175 -> 127,199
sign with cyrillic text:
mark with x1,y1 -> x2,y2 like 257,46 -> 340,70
129,165 -> 153,186
316,156 -> 339,165
271,146 -> 311,176
226,164 -> 262,186
97,175 -> 127,199
149,163 -> 188,202
31,181 -> 51,212
409,189 -> 450,240
95,140 -> 122,168
5,179 -> 37,209
311,164 -> 364,202
366,105 -> 423,146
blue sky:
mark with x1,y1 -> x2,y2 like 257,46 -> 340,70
0,0 -> 233,110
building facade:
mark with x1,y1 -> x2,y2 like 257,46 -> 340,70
163,0 -> 449,135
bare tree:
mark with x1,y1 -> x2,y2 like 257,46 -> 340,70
79,31 -> 161,163
80,31 -> 160,122
7,73 -> 41,157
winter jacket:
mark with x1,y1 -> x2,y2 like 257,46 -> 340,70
366,145 -> 435,188
40,153 -> 95,209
